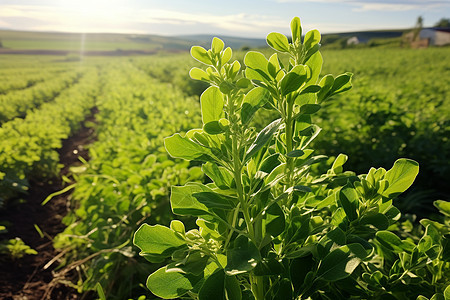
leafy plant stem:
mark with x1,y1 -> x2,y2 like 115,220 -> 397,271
224,202 -> 241,249
285,100 -> 295,196
251,274 -> 265,300
228,93 -> 254,240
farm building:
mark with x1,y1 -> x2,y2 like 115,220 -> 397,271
404,28 -> 450,47
347,36 -> 360,45
419,28 -> 450,46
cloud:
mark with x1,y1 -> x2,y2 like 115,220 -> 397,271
0,4 -> 288,36
276,0 -> 450,11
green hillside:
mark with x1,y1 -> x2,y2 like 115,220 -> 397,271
0,30 -> 191,52
0,30 -> 267,53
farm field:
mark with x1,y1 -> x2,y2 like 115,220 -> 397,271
0,34 -> 449,299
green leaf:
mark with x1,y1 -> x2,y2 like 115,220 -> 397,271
338,183 -> 359,221
286,150 -> 304,158
222,47 -> 232,64
254,252 -> 284,276
171,183 -> 212,217
444,285 -> 450,300
286,215 -> 310,245
303,29 -> 321,51
327,227 -> 346,245
418,235 -> 433,253
360,213 -> 390,230
280,65 -> 308,96
190,67 -> 210,81
317,74 -> 334,102
304,44 -> 320,63
299,104 -> 321,115
171,250 -> 210,276
225,235 -> 261,275
241,87 -> 271,124
202,162 -> 233,189
317,244 -> 364,281
198,269 -> 242,300
347,240 -> 370,259
245,118 -> 282,162
382,159 -> 419,198
376,231 -> 404,252
267,32 -> 290,52
275,279 -> 293,299
290,17 -> 302,43
211,37 -> 225,54
268,53 -> 281,79
133,224 -> 186,260
300,85 -> 321,94
203,121 -> 225,135
191,46 -> 211,65
383,206 -> 401,224
236,77 -> 251,88
201,86 -> 224,124
432,294 -> 445,300
442,235 -> 450,262
244,51 -> 270,83
263,202 -> 285,238
147,267 -> 200,299
293,185 -> 312,193
165,133 -> 212,161
170,220 -> 186,235
259,153 -> 281,174
193,192 -> 236,211
330,72 -> 353,96
434,200 -> 450,217
290,256 -> 313,293
332,154 -> 348,172
96,283 -> 106,300
305,51 -> 323,85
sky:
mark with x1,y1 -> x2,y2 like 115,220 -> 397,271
0,0 -> 449,38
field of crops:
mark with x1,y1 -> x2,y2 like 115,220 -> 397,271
0,26 -> 449,300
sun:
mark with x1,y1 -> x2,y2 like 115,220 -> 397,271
55,0 -> 123,32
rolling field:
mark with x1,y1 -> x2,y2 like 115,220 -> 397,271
0,35 -> 449,299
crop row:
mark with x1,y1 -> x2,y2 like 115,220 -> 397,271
314,48 -> 450,212
0,68 -> 99,203
0,67 -> 73,94
132,55 -> 209,97
0,70 -> 83,124
53,60 -> 203,299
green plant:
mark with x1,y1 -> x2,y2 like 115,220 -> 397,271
134,18 -> 448,299
133,17 -> 449,299
0,237 -> 37,260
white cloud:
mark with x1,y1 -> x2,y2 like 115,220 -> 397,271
0,4 -> 289,36
275,0 -> 449,11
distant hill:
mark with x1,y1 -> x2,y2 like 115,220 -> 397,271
0,28 -> 407,55
0,30 -> 193,53
174,34 -> 267,49
0,30 -> 265,55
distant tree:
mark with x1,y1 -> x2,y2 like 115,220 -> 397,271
0,39 -> 3,48
413,16 -> 424,40
434,18 -> 450,28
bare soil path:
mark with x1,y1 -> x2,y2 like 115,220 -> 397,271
0,108 -> 98,300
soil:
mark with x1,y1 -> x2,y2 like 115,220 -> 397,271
0,107 -> 98,300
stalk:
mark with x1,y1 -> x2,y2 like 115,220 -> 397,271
227,94 -> 255,240
285,98 -> 295,190
251,275 -> 265,300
